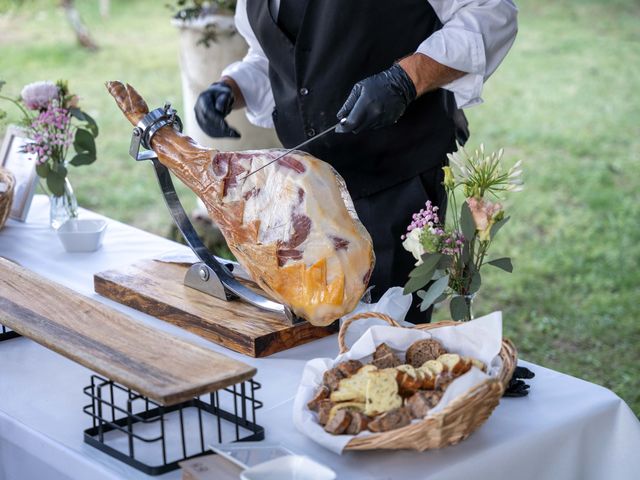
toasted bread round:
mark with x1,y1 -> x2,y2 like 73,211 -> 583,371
405,339 -> 447,367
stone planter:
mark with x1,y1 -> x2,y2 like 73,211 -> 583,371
172,14 -> 280,151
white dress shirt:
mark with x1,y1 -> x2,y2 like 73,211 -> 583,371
222,0 -> 518,128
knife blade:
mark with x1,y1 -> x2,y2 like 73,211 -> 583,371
238,118 -> 346,182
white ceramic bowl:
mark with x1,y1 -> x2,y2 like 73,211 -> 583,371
57,219 -> 107,253
241,455 -> 336,480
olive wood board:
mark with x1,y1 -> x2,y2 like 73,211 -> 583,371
93,259 -> 337,358
0,257 -> 256,405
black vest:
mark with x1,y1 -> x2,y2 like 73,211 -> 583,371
247,0 -> 457,199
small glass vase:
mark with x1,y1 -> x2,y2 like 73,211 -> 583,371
463,293 -> 476,321
49,177 -> 78,229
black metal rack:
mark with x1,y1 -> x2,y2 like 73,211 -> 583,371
83,374 -> 264,476
0,324 -> 20,341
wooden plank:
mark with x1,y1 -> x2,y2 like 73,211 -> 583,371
0,258 -> 256,405
94,259 -> 336,357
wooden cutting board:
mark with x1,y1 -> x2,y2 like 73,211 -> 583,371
94,259 -> 336,357
0,258 -> 256,405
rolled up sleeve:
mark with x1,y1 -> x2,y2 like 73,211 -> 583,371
221,0 -> 275,128
418,0 -> 518,108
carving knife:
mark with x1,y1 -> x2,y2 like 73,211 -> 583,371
239,117 -> 347,181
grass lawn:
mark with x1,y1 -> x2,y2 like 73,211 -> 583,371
1,0 -> 638,414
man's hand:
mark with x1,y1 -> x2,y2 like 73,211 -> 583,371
336,64 -> 416,134
336,54 -> 466,135
194,80 -> 241,138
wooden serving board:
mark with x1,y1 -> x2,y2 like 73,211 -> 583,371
0,258 -> 256,405
94,259 -> 336,357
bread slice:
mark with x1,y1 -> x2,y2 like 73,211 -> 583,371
417,367 -> 436,389
330,365 -> 377,402
346,412 -> 371,435
307,385 -> 329,412
336,359 -> 364,377
364,370 -> 402,416
405,339 -> 447,367
420,359 -> 444,376
372,343 -> 402,369
437,353 -> 472,377
368,407 -> 411,432
322,367 -> 345,391
470,358 -> 486,372
406,391 -> 443,419
317,399 -> 334,425
328,402 -> 366,423
324,409 -> 352,435
395,364 -> 423,397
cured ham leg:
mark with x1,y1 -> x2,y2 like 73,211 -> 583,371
106,82 -> 374,326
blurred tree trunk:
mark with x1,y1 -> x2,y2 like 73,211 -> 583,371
60,0 -> 99,51
100,0 -> 110,18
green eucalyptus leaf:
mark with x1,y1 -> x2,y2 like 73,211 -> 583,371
408,253 -> 441,278
460,201 -> 476,240
461,240 -> 471,264
418,275 -> 449,312
433,292 -> 449,305
490,216 -> 510,240
83,112 -> 99,137
35,162 -> 50,178
70,153 -> 95,166
403,274 -> 430,295
46,168 -> 66,197
437,255 -> 453,270
469,271 -> 482,294
70,108 -> 99,138
69,107 -> 85,121
450,295 -> 468,321
74,128 -> 96,157
487,257 -> 513,273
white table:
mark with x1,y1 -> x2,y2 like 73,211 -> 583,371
1,196 -> 639,480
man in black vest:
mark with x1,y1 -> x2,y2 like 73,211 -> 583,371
195,0 -> 518,323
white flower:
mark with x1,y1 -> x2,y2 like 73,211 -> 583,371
21,81 -> 59,110
402,228 -> 425,266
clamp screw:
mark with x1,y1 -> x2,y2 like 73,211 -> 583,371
199,266 -> 210,281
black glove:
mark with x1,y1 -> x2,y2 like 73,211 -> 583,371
503,365 -> 535,397
336,63 -> 417,134
194,81 -> 241,138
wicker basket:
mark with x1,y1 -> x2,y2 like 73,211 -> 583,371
0,168 -> 15,230
336,311 -> 517,451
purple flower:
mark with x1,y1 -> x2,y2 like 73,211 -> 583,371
21,81 -> 60,110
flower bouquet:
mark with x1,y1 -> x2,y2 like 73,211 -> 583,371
0,80 -> 99,228
402,144 -> 523,321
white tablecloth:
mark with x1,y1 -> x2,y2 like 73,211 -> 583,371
1,196 -> 639,480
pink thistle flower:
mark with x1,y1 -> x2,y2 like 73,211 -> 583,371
21,81 -> 59,110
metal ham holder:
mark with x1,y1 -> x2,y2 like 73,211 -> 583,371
128,103 -> 301,325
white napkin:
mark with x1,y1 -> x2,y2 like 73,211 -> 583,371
339,287 -> 414,349
293,311 -> 503,454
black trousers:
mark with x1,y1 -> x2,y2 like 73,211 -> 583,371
353,164 -> 447,324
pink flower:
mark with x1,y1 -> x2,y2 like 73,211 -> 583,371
467,197 -> 502,241
21,81 -> 59,110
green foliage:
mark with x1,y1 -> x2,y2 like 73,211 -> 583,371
404,253 -> 441,294
417,275 -> 449,312
69,107 -> 99,137
168,0 -> 237,19
460,201 -> 476,240
46,164 -> 67,196
487,257 -> 513,273
450,295 -> 469,321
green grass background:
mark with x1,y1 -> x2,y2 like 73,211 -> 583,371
1,0 -> 638,413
